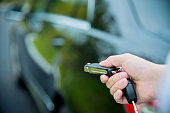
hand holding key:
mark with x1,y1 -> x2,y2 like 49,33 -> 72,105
100,53 -> 166,104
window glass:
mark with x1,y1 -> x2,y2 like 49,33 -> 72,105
92,0 -> 121,36
47,0 -> 87,20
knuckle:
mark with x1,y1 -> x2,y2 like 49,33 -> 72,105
110,89 -> 113,95
111,83 -> 119,93
123,53 -> 131,57
106,82 -> 110,88
106,78 -> 113,88
111,85 -> 117,94
118,73 -> 122,80
118,79 -> 127,89
108,78 -> 113,85
116,81 -> 123,89
117,85 -> 121,89
107,55 -> 114,60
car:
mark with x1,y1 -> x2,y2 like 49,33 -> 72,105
6,0 -> 170,113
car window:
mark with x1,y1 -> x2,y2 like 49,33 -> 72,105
47,0 -> 87,20
91,0 -> 121,36
31,0 -> 121,37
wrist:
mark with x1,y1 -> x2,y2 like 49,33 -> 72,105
151,64 -> 167,101
154,64 -> 167,80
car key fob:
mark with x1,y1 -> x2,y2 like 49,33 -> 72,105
84,63 -> 122,76
123,78 -> 137,104
84,63 -> 137,104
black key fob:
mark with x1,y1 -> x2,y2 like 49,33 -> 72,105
123,78 -> 137,104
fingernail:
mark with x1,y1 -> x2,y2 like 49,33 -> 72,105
99,61 -> 105,65
100,75 -> 107,83
120,72 -> 127,78
119,78 -> 125,86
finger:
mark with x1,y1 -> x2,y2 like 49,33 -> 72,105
99,60 -> 113,67
110,78 -> 128,95
114,90 -> 128,104
100,75 -> 109,83
106,72 -> 128,89
100,53 -> 131,67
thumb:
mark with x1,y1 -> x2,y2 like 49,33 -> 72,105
100,53 -> 130,67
